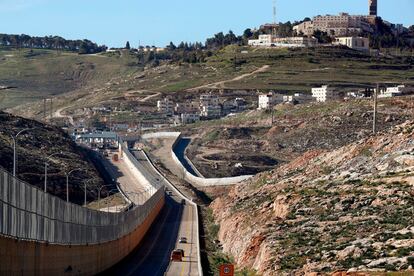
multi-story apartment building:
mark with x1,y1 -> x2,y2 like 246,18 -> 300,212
258,92 -> 283,109
294,13 -> 374,37
312,85 -> 341,102
181,113 -> 200,124
174,101 -> 199,114
200,105 -> 221,118
293,21 -> 314,36
157,96 -> 174,115
200,93 -> 221,118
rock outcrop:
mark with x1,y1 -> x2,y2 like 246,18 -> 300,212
211,120 -> 414,275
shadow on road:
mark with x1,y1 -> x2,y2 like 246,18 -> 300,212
100,195 -> 183,276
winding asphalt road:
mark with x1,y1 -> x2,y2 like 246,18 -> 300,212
100,150 -> 200,276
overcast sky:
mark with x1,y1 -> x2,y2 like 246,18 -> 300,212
0,0 -> 412,47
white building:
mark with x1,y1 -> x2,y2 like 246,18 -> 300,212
312,85 -> 340,102
248,35 -> 318,48
378,85 -> 413,98
346,91 -> 369,99
157,97 -> 174,115
293,13 -> 374,37
258,92 -> 283,109
334,37 -> 369,51
200,105 -> 221,118
200,93 -> 221,118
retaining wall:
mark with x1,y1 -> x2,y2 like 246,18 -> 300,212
143,132 -> 253,186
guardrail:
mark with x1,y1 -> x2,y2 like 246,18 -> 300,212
0,165 -> 164,245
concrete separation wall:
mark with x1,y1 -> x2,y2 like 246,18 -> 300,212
0,196 -> 164,276
143,132 -> 253,186
0,142 -> 166,275
121,141 -> 160,194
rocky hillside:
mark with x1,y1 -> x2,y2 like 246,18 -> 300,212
185,96 -> 414,178
210,120 -> 414,275
0,111 -> 104,204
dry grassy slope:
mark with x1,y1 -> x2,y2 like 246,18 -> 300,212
7,46 -> 414,120
210,120 -> 414,275
0,48 -> 140,111
0,111 -> 104,204
184,97 -> 414,178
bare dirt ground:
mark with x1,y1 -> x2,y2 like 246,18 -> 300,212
184,96 -> 414,178
186,65 -> 270,91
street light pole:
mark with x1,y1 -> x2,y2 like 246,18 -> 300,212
10,127 -> 36,177
82,179 -> 96,206
96,184 -> 112,210
65,168 -> 85,203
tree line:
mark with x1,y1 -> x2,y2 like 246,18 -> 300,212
0,34 -> 107,54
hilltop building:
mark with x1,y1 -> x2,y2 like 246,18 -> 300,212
248,35 -> 318,48
293,13 -> 374,37
334,37 -> 370,51
312,85 -> 341,102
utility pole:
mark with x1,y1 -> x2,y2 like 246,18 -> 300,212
43,98 -> 47,120
373,83 -> 379,135
272,0 -> 277,37
50,98 -> 53,119
109,112 -> 112,131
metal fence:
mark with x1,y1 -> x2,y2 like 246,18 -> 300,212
0,160 -> 164,245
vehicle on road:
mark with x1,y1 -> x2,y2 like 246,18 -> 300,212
181,199 -> 186,205
179,237 -> 187,243
170,249 -> 185,261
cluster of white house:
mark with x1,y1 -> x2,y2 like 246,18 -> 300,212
258,84 -> 414,109
157,93 -> 247,124
248,34 -> 370,52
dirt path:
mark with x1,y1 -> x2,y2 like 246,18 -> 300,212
123,90 -> 161,102
186,65 -> 270,91
53,106 -> 74,125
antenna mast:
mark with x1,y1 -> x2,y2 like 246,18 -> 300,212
272,0 -> 277,37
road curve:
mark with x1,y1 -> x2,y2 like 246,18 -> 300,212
100,150 -> 200,276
